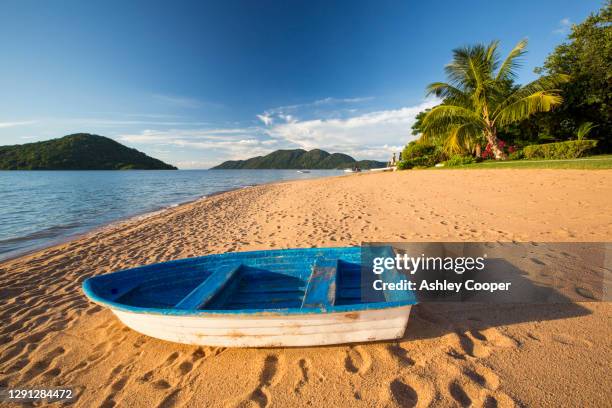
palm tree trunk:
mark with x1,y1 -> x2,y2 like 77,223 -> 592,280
484,128 -> 506,160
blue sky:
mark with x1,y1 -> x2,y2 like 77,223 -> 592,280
0,1 -> 601,168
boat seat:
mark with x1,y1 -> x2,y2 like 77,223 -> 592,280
301,258 -> 337,309
174,264 -> 242,310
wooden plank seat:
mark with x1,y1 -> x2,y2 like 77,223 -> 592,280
301,258 -> 337,310
175,264 -> 242,310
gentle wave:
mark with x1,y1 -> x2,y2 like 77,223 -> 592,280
0,222 -> 83,245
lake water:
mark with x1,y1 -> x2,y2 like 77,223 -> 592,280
0,170 -> 343,261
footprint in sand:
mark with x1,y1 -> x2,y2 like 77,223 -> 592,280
390,379 -> 418,407
20,346 -> 66,382
248,355 -> 279,408
191,347 -> 206,361
453,327 -> 518,359
229,354 -> 283,408
464,364 -> 500,391
294,358 -> 311,394
449,381 -> 474,407
99,364 -> 132,408
177,360 -> 193,375
386,374 -> 435,408
442,360 -> 516,408
387,343 -> 416,367
157,389 -> 184,408
479,328 -> 519,349
152,379 -> 172,390
344,346 -> 371,375
449,378 -> 516,408
453,330 -> 491,358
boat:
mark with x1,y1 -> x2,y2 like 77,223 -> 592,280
297,170 -> 310,173
82,246 -> 416,347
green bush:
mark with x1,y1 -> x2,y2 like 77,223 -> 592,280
508,150 -> 525,160
402,141 -> 436,159
397,160 -> 413,170
397,156 -> 432,169
523,140 -> 598,159
445,155 -> 477,167
398,141 -> 444,169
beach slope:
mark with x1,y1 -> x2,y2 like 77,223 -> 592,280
0,169 -> 610,407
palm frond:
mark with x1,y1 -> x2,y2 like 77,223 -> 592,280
485,40 -> 500,66
425,82 -> 471,106
495,39 -> 528,81
426,82 -> 464,98
492,73 -> 570,116
576,122 -> 597,140
493,91 -> 563,127
422,105 -> 483,130
445,43 -> 491,89
442,123 -> 482,155
421,104 -> 485,148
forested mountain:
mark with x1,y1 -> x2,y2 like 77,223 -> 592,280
0,133 -> 177,170
211,149 -> 386,169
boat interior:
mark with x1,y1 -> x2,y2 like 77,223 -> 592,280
85,247 -> 415,313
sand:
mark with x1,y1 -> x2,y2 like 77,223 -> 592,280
0,169 -> 610,407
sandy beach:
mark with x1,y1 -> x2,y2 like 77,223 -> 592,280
0,169 -> 610,407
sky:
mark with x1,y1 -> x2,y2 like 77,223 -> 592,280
0,0 -> 601,168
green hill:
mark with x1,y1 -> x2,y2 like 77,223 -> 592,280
0,133 -> 177,170
211,148 -> 386,170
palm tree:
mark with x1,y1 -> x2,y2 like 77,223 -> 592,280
421,40 -> 569,159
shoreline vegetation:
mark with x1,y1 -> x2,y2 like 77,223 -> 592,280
397,2 -> 610,171
1,170 -> 611,407
434,154 -> 612,169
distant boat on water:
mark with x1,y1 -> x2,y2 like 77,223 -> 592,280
297,170 -> 310,173
82,247 -> 416,347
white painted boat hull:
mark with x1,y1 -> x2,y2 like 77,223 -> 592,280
111,305 -> 412,347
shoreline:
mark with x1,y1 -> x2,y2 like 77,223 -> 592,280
0,192 -> 211,265
0,171 -> 349,265
0,167 -> 606,267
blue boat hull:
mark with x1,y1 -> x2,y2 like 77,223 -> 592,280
82,247 -> 416,347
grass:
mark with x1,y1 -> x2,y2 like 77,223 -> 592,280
434,154 -> 612,170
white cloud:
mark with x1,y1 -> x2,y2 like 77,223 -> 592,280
264,98 -> 440,159
258,96 -> 375,125
114,97 -> 440,167
553,18 -> 572,35
115,127 -> 286,164
256,113 -> 273,126
0,120 -> 36,128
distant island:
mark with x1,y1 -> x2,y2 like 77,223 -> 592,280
0,133 -> 177,170
211,149 -> 386,170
